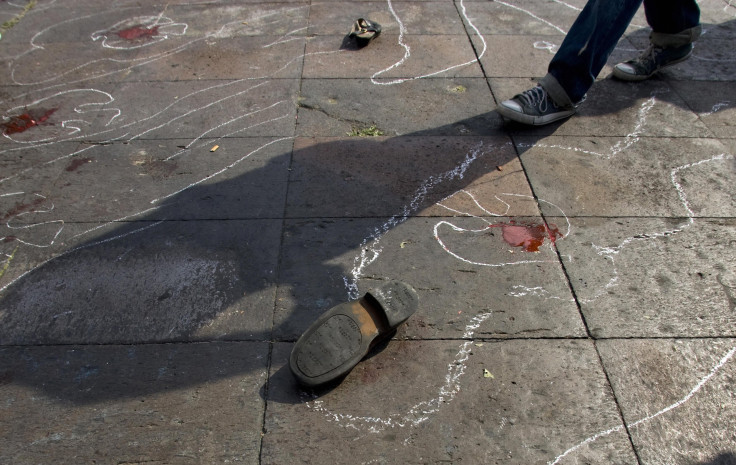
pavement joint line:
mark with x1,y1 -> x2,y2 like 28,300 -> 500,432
8,335 -> 736,350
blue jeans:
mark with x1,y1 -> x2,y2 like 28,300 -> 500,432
540,0 -> 701,105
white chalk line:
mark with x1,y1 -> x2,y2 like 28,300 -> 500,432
580,153 -> 732,304
1,89 -> 120,145
305,312 -> 493,432
549,344 -> 736,465
700,100 -> 731,116
90,15 -> 188,51
0,206 -> 165,294
370,0 -> 487,85
0,49 -> 319,285
7,6 -> 308,88
149,136 -> 292,205
516,93 -> 658,160
1,138 -> 100,181
343,141 -> 492,300
162,101 -> 290,161
495,0 -> 567,35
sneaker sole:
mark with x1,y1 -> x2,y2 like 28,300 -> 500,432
497,103 -> 575,126
612,52 -> 692,82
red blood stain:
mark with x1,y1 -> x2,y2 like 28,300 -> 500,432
117,25 -> 159,40
65,157 -> 93,172
489,220 -> 562,252
3,236 -> 16,243
1,108 -> 57,136
1,197 -> 46,221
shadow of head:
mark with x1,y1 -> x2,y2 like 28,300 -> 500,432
695,452 -> 736,465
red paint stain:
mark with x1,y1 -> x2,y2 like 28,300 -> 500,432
1,197 -> 46,221
489,220 -> 562,252
65,157 -> 93,172
117,25 -> 159,40
1,108 -> 57,136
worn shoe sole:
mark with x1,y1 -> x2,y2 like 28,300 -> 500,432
497,101 -> 576,126
289,280 -> 419,388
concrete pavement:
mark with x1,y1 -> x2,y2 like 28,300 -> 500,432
1,0 -> 735,463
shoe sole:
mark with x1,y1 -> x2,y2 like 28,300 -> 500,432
612,52 -> 692,82
497,103 -> 575,126
289,280 -> 418,388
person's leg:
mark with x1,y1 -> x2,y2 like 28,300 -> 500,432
644,0 -> 700,46
542,0 -> 643,105
613,0 -> 700,80
497,0 -> 643,125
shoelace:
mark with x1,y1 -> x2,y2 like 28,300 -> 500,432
635,45 -> 664,65
517,86 -> 551,112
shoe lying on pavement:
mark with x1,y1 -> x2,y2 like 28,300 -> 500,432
497,85 -> 580,126
290,280 -> 418,388
613,43 -> 693,81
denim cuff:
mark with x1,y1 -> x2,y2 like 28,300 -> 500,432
650,24 -> 701,48
539,73 -> 574,108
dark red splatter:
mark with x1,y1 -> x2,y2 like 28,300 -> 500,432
1,108 -> 57,136
489,220 -> 562,252
3,236 -> 17,243
1,197 -> 46,221
116,25 -> 159,40
65,157 -> 93,172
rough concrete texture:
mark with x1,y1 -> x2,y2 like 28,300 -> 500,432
1,0 -> 735,464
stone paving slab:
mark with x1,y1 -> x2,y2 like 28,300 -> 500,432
303,35 -> 484,80
2,35 -> 306,86
0,2 -> 309,45
0,79 -> 299,146
1,219 -> 281,344
517,135 -> 733,218
669,81 -> 736,139
296,77 -> 502,137
0,342 -> 269,464
308,1 -> 468,36
456,0 -> 579,36
286,135 -> 514,218
274,213 -> 586,340
1,137 -> 292,224
557,217 -> 736,338
262,340 -> 637,464
597,338 -> 736,465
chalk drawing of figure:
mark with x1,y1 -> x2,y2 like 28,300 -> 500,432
0,79 -> 294,267
5,3 -> 306,86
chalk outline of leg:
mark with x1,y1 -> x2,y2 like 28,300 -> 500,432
370,0 -> 487,85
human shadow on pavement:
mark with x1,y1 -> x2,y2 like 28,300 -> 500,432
3,17 -> 733,405
0,112 -> 515,404
696,452 -> 736,465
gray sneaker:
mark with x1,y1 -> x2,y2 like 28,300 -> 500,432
613,43 -> 693,81
497,85 -> 578,126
